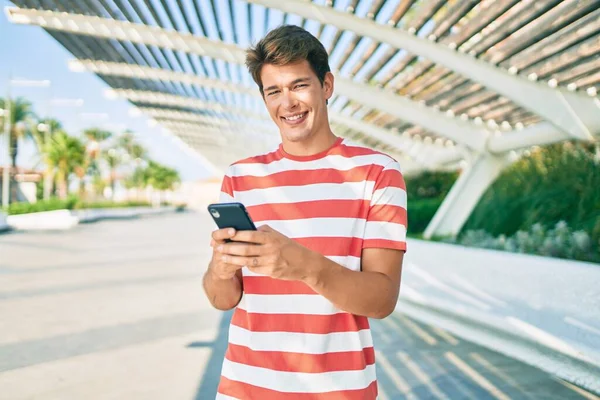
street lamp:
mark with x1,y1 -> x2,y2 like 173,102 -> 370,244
1,106 -> 9,208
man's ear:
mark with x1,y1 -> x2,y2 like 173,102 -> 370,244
324,71 -> 334,101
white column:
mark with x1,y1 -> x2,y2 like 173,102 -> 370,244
423,152 -> 512,239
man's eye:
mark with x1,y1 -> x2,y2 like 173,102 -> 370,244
295,84 -> 307,89
267,91 -> 279,96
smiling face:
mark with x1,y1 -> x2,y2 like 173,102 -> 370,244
260,60 -> 334,146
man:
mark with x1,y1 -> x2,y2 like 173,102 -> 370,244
203,25 -> 407,399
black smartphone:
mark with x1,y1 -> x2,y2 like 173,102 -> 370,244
207,202 -> 257,242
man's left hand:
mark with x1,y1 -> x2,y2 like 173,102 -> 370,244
213,225 -> 317,281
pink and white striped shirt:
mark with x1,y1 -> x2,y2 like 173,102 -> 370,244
216,137 -> 407,399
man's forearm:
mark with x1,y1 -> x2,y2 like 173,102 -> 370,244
202,266 -> 243,311
303,254 -> 398,319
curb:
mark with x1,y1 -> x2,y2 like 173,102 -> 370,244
395,297 -> 600,395
3,207 -> 178,231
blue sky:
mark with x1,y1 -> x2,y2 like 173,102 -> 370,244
0,0 -> 215,181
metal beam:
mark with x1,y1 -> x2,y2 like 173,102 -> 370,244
488,115 -> 600,153
105,88 -> 269,120
136,106 -> 274,131
159,119 -> 279,141
4,6 -> 246,64
122,88 -> 461,162
329,112 -> 464,167
334,78 -> 490,151
5,8 -> 492,149
69,60 -> 258,96
245,0 -> 600,141
71,57 -> 489,151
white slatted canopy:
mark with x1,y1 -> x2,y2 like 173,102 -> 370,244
4,0 -> 599,173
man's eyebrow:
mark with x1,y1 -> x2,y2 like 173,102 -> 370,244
263,77 -> 311,92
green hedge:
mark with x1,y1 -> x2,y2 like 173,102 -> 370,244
4,196 -> 153,216
5,196 -> 80,215
462,142 -> 600,250
404,170 -> 457,236
407,197 -> 444,236
81,200 -> 151,209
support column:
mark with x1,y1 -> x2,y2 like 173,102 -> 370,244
423,152 -> 512,239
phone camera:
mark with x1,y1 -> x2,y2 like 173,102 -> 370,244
210,210 -> 220,218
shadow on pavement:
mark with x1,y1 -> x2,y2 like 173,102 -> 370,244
188,310 -> 593,400
370,313 -> 592,400
192,310 -> 233,400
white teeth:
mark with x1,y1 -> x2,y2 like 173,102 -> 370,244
284,113 -> 305,121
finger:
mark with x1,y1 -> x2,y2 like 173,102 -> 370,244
214,241 -> 246,253
218,243 -> 264,257
222,262 -> 244,272
231,230 -> 268,244
212,228 -> 236,242
220,254 -> 264,267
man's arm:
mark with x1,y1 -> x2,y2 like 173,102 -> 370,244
303,248 -> 404,319
217,226 -> 404,319
202,228 -> 244,311
202,267 -> 243,311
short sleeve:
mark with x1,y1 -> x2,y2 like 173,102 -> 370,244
362,160 -> 408,252
218,167 -> 236,203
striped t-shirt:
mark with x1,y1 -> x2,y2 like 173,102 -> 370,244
216,136 -> 407,399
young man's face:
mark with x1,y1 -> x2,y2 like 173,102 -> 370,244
260,60 -> 333,144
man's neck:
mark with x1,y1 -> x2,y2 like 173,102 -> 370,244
281,129 -> 338,157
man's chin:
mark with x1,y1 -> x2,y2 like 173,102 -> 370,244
284,133 -> 311,143
280,128 -> 311,143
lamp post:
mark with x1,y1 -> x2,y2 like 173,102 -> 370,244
1,86 -> 10,208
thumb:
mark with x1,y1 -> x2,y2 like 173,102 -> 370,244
258,224 -> 273,232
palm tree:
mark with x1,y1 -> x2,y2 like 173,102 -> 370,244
31,118 -> 62,198
147,160 -> 180,191
46,131 -> 85,199
0,97 -> 36,203
117,130 -> 135,154
103,148 -> 121,199
117,130 -> 147,166
82,128 -> 112,198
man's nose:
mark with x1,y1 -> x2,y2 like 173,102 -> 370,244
281,90 -> 299,109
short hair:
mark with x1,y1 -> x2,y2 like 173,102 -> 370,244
245,25 -> 331,96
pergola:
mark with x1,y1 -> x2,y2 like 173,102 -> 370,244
5,0 -> 600,237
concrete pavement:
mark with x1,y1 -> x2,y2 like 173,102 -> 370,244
0,211 -> 597,399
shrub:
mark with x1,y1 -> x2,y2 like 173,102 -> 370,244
5,196 -> 80,215
404,170 -> 457,236
4,197 -> 154,215
443,221 -> 599,263
408,197 -> 444,236
463,141 -> 600,248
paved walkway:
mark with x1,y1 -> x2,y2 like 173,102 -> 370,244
0,212 -> 597,399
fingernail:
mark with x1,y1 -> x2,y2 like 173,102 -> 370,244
228,229 -> 235,236
221,255 -> 226,261
217,245 -> 223,252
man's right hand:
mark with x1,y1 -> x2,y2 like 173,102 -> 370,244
208,228 -> 244,280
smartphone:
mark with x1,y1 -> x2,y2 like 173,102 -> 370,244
207,202 -> 257,242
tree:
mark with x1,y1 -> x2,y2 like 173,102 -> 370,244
0,97 -> 36,202
82,128 -> 112,198
103,148 -> 122,198
30,118 -> 62,198
145,161 -> 180,191
45,131 -> 85,199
